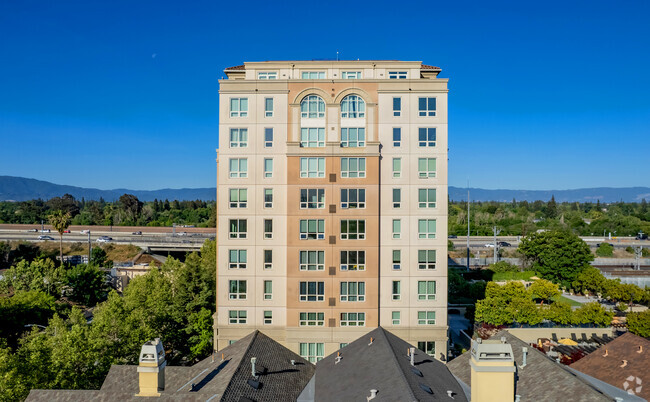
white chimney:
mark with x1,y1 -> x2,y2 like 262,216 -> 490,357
136,338 -> 166,397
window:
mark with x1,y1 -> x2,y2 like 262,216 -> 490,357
392,158 -> 401,178
229,280 -> 247,300
228,310 -> 247,324
300,157 -> 325,178
258,72 -> 277,80
418,281 -> 436,300
340,343 -> 348,348
341,95 -> 365,118
392,189 -> 401,208
340,312 -> 365,326
392,97 -> 401,116
418,128 -> 436,147
264,128 -> 273,147
301,95 -> 325,118
340,128 -> 365,147
229,189 -> 247,208
300,128 -> 325,147
342,71 -> 361,79
229,128 -> 248,148
418,158 -> 436,178
264,158 -> 273,178
264,250 -> 273,269
299,281 -> 324,301
392,311 -> 401,325
392,250 -> 401,270
229,98 -> 248,117
392,219 -> 401,239
418,97 -> 436,116
418,341 -> 436,356
388,71 -> 407,79
418,219 -> 436,239
418,250 -> 437,270
229,158 -> 248,178
229,219 -> 247,239
418,189 -> 436,208
300,250 -> 325,271
341,188 -> 365,209
264,280 -> 272,300
263,219 -> 273,239
300,343 -> 324,363
265,98 -> 274,118
264,189 -> 273,208
340,219 -> 365,240
299,312 -> 324,326
340,281 -> 365,302
263,311 -> 272,324
340,250 -> 365,271
417,311 -> 436,325
393,128 -> 401,147
302,71 -> 325,79
392,281 -> 401,300
228,250 -> 247,269
341,157 -> 366,178
300,219 -> 325,240
300,189 -> 325,209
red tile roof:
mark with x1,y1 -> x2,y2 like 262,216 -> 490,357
421,64 -> 441,70
224,65 -> 245,71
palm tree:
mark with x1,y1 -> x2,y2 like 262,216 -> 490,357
48,210 -> 72,267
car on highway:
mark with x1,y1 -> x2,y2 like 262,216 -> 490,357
80,230 -> 90,234
485,243 -> 495,248
636,233 -> 648,240
498,241 -> 512,247
27,228 -> 38,232
38,235 -> 55,240
63,229 -> 71,233
132,231 -> 143,235
448,235 -> 457,239
177,232 -> 188,236
40,229 -> 51,233
96,236 -> 113,243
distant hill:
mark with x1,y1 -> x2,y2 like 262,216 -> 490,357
1,176 -> 649,203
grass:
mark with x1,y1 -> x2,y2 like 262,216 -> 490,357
492,271 -> 536,281
552,294 -> 583,307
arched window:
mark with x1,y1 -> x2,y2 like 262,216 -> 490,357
301,95 -> 325,118
341,95 -> 365,118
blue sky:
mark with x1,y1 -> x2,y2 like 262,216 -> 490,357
0,0 -> 648,191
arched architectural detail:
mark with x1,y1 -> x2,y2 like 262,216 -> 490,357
291,87 -> 330,105
333,87 -> 373,105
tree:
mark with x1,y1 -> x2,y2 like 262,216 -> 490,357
66,264 -> 109,306
528,279 -> 560,303
572,302 -> 614,327
545,195 -> 558,219
48,210 -> 72,267
545,301 -> 573,325
487,261 -> 519,273
0,259 -> 64,296
90,247 -> 111,268
626,310 -> 650,338
596,243 -> 614,257
572,266 -> 605,296
0,290 -> 57,347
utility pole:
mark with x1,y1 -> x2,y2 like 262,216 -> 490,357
493,226 -> 502,264
466,185 -> 470,270
634,245 -> 642,271
88,231 -> 91,264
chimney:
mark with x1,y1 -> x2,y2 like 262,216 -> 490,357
251,357 -> 257,378
469,338 -> 515,402
367,389 -> 378,401
410,347 -> 416,366
521,347 -> 528,368
136,338 -> 166,397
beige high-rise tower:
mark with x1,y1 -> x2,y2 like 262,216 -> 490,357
215,61 -> 448,362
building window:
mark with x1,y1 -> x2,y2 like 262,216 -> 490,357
418,189 -> 436,208
392,97 -> 401,116
263,219 -> 273,239
418,281 -> 436,300
258,72 -> 277,80
341,188 -> 365,209
229,280 -> 247,300
340,281 -> 365,302
418,341 -> 436,356
301,71 -> 325,79
341,71 -> 361,79
341,157 -> 366,178
264,158 -> 273,178
341,128 -> 365,147
263,310 -> 272,324
392,311 -> 401,325
264,189 -> 273,208
229,128 -> 248,148
264,250 -> 273,270
417,311 -> 436,325
300,128 -> 325,147
229,98 -> 248,117
229,219 -> 247,239
340,312 -> 365,326
264,97 -> 274,117
388,71 -> 407,79
300,219 -> 325,240
392,281 -> 401,300
229,189 -> 247,208
392,219 -> 401,239
418,219 -> 436,239
299,281 -> 324,301
301,95 -> 325,118
300,312 -> 325,326
300,189 -> 325,209
393,128 -> 401,147
418,158 -> 436,178
392,189 -> 401,208
418,128 -> 436,147
341,95 -> 365,118
340,219 -> 365,240
264,280 -> 272,300
418,250 -> 436,270
340,343 -> 348,348
264,128 -> 273,147
228,310 -> 247,324
300,342 -> 324,363
392,158 -> 401,178
418,97 -> 436,116
340,250 -> 365,271
392,250 -> 401,270
300,250 -> 325,271
228,250 -> 247,269
229,158 -> 248,178
300,157 -> 325,178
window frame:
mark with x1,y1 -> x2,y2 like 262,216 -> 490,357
229,158 -> 248,178
229,219 -> 247,239
418,127 -> 436,147
341,71 -> 361,79
392,188 -> 401,208
392,158 -> 401,178
299,312 -> 325,326
392,97 -> 401,116
340,95 -> 366,118
300,342 -> 324,363
300,189 -> 325,209
417,311 -> 436,325
263,158 -> 273,178
299,281 -> 325,302
392,311 -> 401,325
340,127 -> 366,147
340,157 -> 366,178
392,219 -> 401,239
229,188 -> 247,208
228,310 -> 247,324
263,310 -> 272,325
418,158 -> 436,178
264,188 -> 273,208
264,127 -> 273,147
299,219 -> 325,240
418,219 -> 437,239
392,280 -> 401,300
228,249 -> 247,269
388,71 -> 407,79
340,312 -> 366,326
228,280 -> 247,300
229,98 -> 248,117
300,157 -> 325,178
263,280 -> 273,300
418,250 -> 437,270
418,341 -> 436,356
300,127 -> 325,148
301,71 -> 325,79
340,281 -> 366,302
263,250 -> 273,270
418,97 -> 437,116
300,95 -> 325,118
340,219 -> 366,240
392,127 -> 401,147
264,97 -> 274,117
263,219 -> 273,239
229,128 -> 248,148
340,250 -> 366,271
340,188 -> 366,209
418,188 -> 437,208
392,250 -> 401,270
418,280 -> 437,300
299,250 -> 325,271
258,72 -> 278,80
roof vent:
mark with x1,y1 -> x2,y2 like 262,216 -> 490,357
638,345 -> 643,354
335,352 -> 342,365
367,389 -> 378,401
603,349 -> 609,357
620,359 -> 628,368
521,347 -> 528,368
410,347 -> 416,366
411,367 -> 423,377
290,359 -> 296,366
501,337 -> 507,344
447,390 -> 455,398
419,383 -> 433,394
251,357 -> 257,378
247,379 -> 261,390
368,337 -> 374,346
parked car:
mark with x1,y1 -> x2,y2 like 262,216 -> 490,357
96,236 -> 113,243
448,235 -> 457,239
80,230 -> 90,234
38,235 -> 54,240
132,231 -> 143,235
497,241 -> 511,247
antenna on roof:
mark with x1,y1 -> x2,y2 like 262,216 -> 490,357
336,51 -> 339,61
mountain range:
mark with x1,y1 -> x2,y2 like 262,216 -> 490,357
1,176 -> 649,203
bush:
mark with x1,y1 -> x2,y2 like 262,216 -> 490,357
625,246 -> 634,254
617,302 -> 628,312
448,240 -> 455,251
596,243 -> 614,257
492,271 -> 535,281
627,310 -> 650,338
488,261 -> 520,273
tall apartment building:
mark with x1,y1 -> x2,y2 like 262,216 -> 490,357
215,60 -> 448,362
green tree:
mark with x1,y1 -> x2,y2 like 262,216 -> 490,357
90,247 -> 111,268
47,210 -> 72,267
66,264 -> 109,306
572,266 -> 605,296
626,310 -> 650,338
528,279 -> 560,303
0,259 -> 64,296
572,302 -> 614,327
545,301 -> 573,325
596,243 -> 614,257
0,291 -> 57,347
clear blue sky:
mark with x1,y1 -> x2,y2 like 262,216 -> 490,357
1,0 -> 648,191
